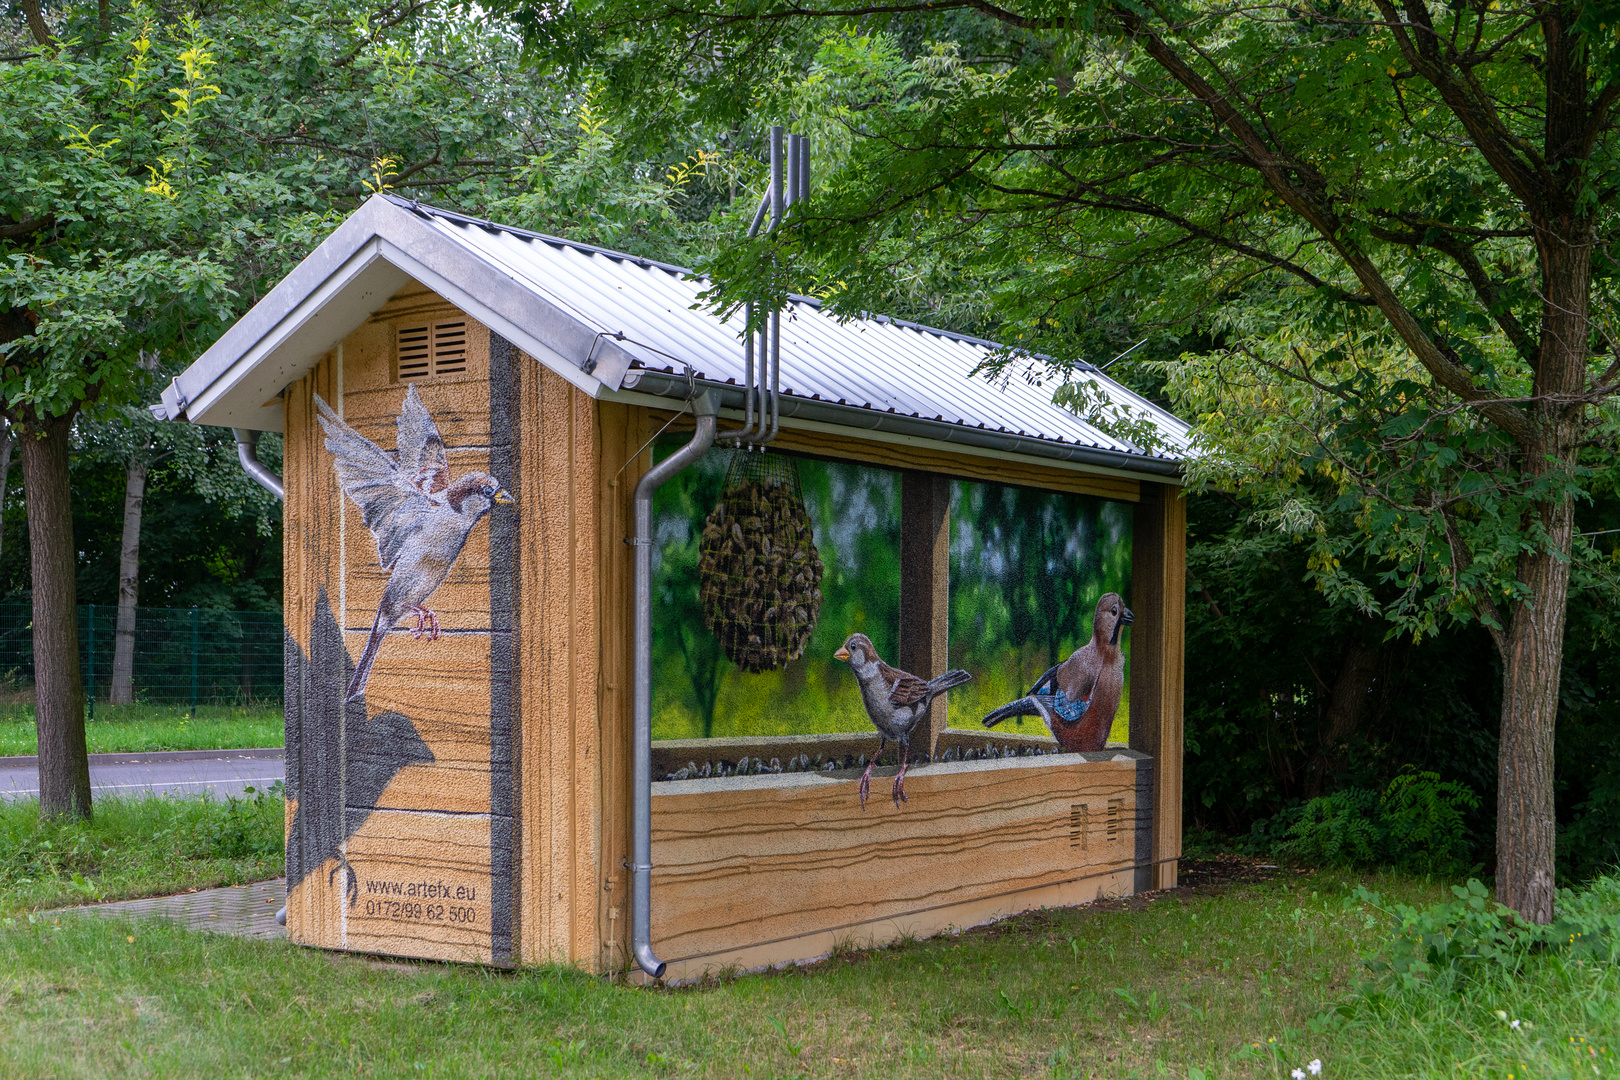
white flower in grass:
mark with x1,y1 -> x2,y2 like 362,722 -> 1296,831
1511,1019 -> 1522,1030
1291,1071 -> 1305,1079
1309,1060 -> 1322,1075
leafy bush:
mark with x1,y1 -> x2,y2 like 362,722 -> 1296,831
1356,875 -> 1620,992
180,783 -> 285,861
1277,771 -> 1479,876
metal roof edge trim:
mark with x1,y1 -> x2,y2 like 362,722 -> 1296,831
177,240 -> 408,430
168,195 -> 646,427
617,370 -> 1183,481
371,237 -> 613,401
168,196 -> 402,419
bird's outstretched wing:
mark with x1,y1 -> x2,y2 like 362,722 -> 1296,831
394,385 -> 449,495
888,674 -> 932,707
1028,663 -> 1062,697
314,393 -> 435,569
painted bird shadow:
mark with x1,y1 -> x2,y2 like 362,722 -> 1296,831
284,588 -> 435,906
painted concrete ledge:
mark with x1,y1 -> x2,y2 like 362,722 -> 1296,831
0,747 -> 285,769
633,865 -> 1141,986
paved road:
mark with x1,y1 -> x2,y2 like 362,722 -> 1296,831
0,748 -> 285,801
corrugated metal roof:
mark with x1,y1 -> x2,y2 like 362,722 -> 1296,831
390,196 -> 1190,464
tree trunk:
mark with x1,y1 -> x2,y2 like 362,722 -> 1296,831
1494,196 -> 1591,921
19,0 -> 51,46
109,449 -> 149,706
1496,494 -> 1572,923
1308,629 -> 1380,796
0,424 -> 14,571
19,413 -> 90,819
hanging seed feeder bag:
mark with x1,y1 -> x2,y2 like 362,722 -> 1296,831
698,450 -> 825,673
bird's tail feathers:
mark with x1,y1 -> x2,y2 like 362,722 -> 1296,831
344,609 -> 393,703
927,669 -> 974,693
982,695 -> 1047,728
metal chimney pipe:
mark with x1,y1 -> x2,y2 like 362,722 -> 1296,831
770,126 -> 784,228
631,391 -> 719,979
756,127 -> 784,445
798,136 -> 809,208
786,134 -> 799,208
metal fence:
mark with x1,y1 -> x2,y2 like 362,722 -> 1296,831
0,604 -> 284,714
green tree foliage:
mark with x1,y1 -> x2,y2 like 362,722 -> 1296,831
499,0 -> 1620,920
0,0 -> 719,817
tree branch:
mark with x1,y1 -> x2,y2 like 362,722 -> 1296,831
1117,8 -> 1537,446
1438,498 -> 1508,656
0,215 -> 53,240
1369,0 -> 1552,213
1366,220 -> 1540,366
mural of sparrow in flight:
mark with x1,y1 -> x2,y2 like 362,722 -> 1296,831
315,385 -> 513,702
981,592 -> 1133,752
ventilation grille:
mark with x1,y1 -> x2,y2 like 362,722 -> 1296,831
398,320 -> 468,380
1069,804 -> 1089,851
1106,798 -> 1123,842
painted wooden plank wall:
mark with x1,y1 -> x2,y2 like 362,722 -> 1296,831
282,284 -> 517,965
514,357 -> 609,967
278,280 -> 1181,974
648,754 -> 1150,975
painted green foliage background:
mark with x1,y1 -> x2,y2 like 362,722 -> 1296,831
651,441 -> 1132,742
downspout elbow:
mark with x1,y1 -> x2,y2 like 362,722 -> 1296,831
630,391 -> 718,979
233,428 -> 284,501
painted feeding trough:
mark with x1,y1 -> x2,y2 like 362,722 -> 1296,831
155,190 -> 1190,981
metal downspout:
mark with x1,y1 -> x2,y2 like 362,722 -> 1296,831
631,391 -> 719,978
232,429 -> 285,501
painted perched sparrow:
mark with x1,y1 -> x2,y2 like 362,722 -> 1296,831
982,593 -> 1133,753
834,633 -> 973,809
315,386 -> 514,702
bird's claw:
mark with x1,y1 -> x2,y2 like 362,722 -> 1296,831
328,855 -> 359,908
407,606 -> 441,641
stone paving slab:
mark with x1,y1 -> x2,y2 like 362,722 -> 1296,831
58,879 -> 287,940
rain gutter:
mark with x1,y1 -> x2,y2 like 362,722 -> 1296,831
623,371 -> 1184,480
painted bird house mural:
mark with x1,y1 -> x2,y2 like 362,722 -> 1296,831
158,193 -> 1191,980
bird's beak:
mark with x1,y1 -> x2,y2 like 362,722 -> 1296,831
834,647 -> 850,661
1111,608 -> 1134,645
494,490 -> 515,505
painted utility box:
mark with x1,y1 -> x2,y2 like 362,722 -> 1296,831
161,194 -> 1189,979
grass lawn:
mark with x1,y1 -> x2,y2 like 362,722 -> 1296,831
0,702 -> 283,756
2,796 -> 1616,1078
0,791 -> 284,911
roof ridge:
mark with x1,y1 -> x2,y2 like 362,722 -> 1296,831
379,193 -> 1086,362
